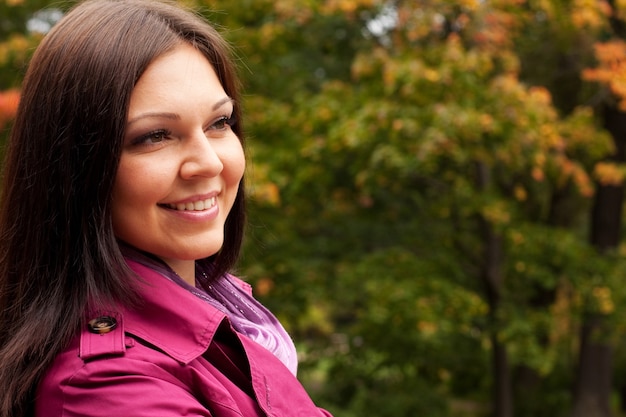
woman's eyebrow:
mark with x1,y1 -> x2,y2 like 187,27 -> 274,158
126,96 -> 234,126
213,96 -> 234,110
126,112 -> 180,126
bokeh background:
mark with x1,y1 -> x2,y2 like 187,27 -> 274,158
3,1 -> 626,416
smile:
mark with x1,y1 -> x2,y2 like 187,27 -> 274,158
164,197 -> 217,211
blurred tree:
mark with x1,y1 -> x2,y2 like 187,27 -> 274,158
514,2 -> 626,416
197,1 -> 621,416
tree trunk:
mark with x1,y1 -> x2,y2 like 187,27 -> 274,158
491,332 -> 513,417
591,184 -> 624,250
476,161 -> 513,417
482,230 -> 513,417
571,316 -> 613,417
572,104 -> 626,417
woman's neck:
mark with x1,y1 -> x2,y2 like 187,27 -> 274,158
159,258 -> 196,285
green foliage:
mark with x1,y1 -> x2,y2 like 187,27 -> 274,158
308,248 -> 487,417
225,1 -> 622,415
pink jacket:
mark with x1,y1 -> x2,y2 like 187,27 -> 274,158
36,261 -> 332,417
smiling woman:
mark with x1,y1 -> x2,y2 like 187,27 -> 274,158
112,44 -> 245,283
0,1 -> 332,417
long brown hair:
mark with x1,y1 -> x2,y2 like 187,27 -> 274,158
0,1 -> 246,416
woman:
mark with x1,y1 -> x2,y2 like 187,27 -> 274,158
0,1 -> 332,416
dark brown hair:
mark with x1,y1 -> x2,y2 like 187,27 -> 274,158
0,1 -> 245,415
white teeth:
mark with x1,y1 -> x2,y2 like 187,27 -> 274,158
167,197 -> 216,211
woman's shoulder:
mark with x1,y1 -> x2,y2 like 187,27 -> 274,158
35,270 -> 231,416
36,327 -> 216,417
36,307 -> 226,417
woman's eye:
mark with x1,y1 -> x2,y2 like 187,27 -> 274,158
209,115 -> 237,131
132,129 -> 171,146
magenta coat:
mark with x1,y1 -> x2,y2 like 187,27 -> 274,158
36,260 -> 332,417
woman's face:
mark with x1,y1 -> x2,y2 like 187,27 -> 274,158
111,43 -> 245,282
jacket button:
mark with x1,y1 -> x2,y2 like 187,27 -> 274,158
88,316 -> 118,334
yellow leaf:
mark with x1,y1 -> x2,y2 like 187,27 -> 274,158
594,161 -> 626,186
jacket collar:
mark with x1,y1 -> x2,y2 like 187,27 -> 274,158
119,259 -> 227,364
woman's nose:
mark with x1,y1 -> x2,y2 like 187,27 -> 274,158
179,130 -> 223,179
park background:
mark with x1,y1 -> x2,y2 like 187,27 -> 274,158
3,0 -> 626,416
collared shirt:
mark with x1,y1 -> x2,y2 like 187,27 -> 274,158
35,260 -> 332,417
